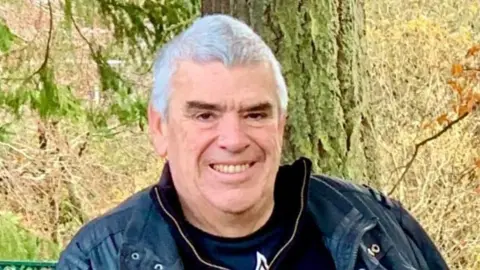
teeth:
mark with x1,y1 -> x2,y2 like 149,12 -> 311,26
212,163 -> 251,174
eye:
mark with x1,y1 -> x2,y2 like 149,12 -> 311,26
196,112 -> 216,121
246,112 -> 267,120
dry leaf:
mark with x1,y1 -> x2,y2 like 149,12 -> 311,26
458,105 -> 469,116
421,121 -> 433,129
474,93 -> 480,102
447,80 -> 463,95
466,44 -> 480,57
436,113 -> 449,125
467,98 -> 477,112
451,64 -> 463,76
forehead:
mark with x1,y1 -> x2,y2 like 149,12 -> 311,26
170,60 -> 278,104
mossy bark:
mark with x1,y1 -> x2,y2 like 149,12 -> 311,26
202,0 -> 376,183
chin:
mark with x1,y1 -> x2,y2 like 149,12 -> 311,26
209,193 -> 258,214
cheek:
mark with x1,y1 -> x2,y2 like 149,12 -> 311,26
171,120 -> 213,157
250,124 -> 284,153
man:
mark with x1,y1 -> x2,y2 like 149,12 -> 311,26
57,14 -> 449,270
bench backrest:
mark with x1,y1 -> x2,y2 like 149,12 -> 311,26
0,261 -> 56,270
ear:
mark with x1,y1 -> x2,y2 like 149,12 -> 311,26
148,103 -> 168,158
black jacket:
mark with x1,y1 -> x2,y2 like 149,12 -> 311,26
57,157 -> 449,269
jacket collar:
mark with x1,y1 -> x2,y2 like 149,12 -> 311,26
149,158 -> 311,269
120,157 -> 380,270
155,158 -> 310,234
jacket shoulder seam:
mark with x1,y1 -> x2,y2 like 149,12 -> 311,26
310,174 -> 365,193
85,229 -> 126,256
76,205 -> 138,254
310,174 -> 400,209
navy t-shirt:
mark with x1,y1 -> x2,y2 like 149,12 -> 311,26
183,210 -> 336,270
154,163 -> 337,269
183,208 -> 286,269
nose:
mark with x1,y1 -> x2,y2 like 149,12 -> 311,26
216,114 -> 250,153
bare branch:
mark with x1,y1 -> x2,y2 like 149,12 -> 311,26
388,112 -> 471,196
42,0 -> 54,70
22,0 -> 54,83
69,11 -> 97,57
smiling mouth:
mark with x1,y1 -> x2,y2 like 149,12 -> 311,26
209,162 -> 256,174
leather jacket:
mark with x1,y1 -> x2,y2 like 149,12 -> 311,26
57,158 -> 449,270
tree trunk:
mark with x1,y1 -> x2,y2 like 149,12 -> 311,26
201,0 -> 376,183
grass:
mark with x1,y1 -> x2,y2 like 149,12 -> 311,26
0,0 -> 479,269
365,0 -> 480,269
0,211 -> 60,260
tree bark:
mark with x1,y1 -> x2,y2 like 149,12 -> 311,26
201,0 -> 376,183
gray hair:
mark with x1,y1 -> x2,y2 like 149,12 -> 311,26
151,14 -> 288,118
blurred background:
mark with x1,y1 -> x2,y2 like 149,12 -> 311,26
0,0 -> 478,269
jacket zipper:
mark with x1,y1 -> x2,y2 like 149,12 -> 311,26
154,159 -> 308,270
268,159 -> 308,269
154,187 -> 229,270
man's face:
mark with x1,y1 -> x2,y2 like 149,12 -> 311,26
148,60 -> 286,214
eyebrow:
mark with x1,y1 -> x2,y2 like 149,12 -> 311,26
239,102 -> 273,113
185,100 -> 274,113
185,101 -> 224,112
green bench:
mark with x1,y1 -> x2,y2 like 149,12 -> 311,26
0,261 -> 56,270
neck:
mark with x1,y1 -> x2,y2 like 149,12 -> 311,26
179,194 -> 275,238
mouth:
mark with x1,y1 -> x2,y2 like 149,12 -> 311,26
209,162 -> 256,174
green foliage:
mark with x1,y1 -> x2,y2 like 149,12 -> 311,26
96,0 -> 199,61
0,0 -> 200,136
0,21 -> 15,52
0,123 -> 13,142
37,67 -> 67,119
0,212 -> 60,260
0,88 -> 28,118
63,0 -> 73,31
